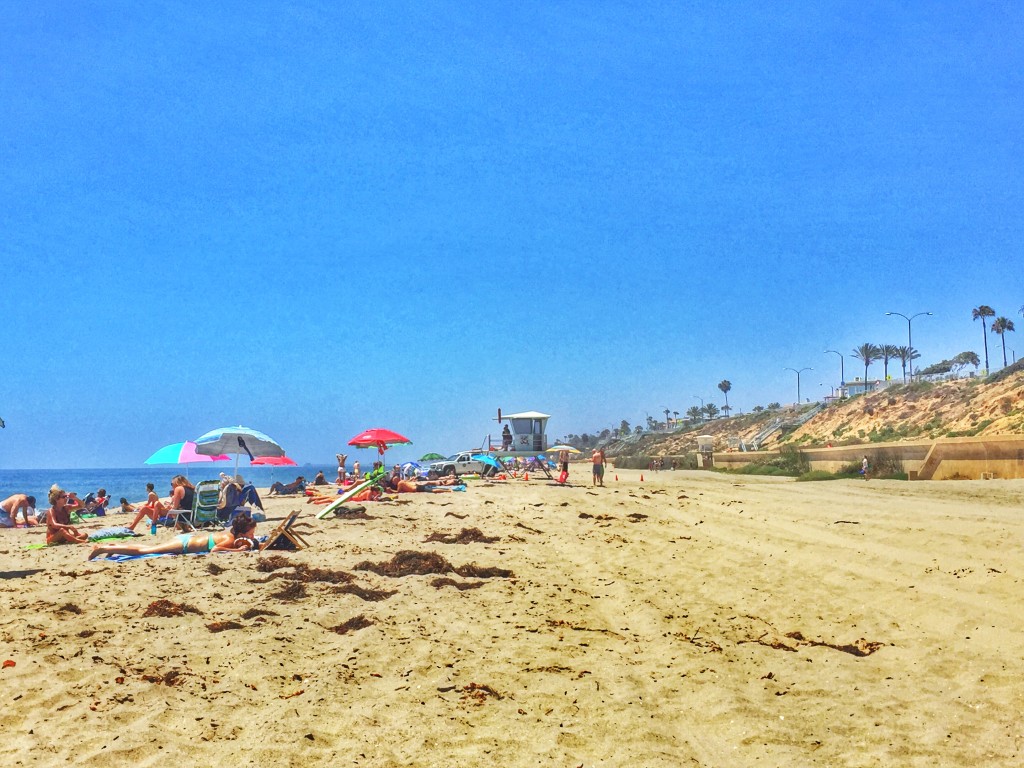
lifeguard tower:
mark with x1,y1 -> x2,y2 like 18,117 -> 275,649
492,409 -> 550,454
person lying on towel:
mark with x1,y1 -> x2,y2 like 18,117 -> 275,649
88,513 -> 258,560
266,476 -> 307,496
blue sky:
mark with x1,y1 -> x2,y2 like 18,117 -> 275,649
2,1 -> 1022,469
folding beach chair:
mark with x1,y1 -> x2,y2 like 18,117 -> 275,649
260,511 -> 310,551
172,480 -> 222,531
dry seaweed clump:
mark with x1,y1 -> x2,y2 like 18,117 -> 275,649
328,615 -> 374,635
424,527 -> 499,544
355,550 -> 454,577
431,578 -> 484,591
453,563 -> 514,578
143,599 -> 202,618
270,582 -> 308,602
256,555 -> 295,572
328,584 -> 397,601
355,550 -> 514,579
206,620 -> 245,633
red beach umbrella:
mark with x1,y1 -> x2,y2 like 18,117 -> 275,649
251,455 -> 298,466
348,428 -> 412,457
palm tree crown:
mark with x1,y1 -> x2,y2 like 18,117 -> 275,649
717,380 -> 732,413
851,343 -> 883,386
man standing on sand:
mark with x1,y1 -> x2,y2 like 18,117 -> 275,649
336,453 -> 348,484
861,456 -> 869,480
591,448 -> 606,487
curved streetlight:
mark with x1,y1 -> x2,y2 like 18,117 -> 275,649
784,367 -> 812,404
885,311 -> 932,379
824,349 -> 844,387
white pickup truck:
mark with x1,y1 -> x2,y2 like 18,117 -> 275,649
428,451 -> 491,477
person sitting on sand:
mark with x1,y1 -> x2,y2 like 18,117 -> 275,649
1,494 -> 38,527
313,470 -> 327,485
267,475 -> 307,496
88,513 -> 259,560
118,497 -> 135,515
218,474 -> 265,516
45,486 -> 89,545
126,482 -> 165,532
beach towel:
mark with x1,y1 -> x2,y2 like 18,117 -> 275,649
89,526 -> 142,541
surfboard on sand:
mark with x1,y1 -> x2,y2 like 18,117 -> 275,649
316,478 -> 375,519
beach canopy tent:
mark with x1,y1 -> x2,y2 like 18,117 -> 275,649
194,426 -> 285,471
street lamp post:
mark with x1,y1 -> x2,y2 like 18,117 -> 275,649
824,349 -> 844,389
885,311 -> 932,379
693,395 -> 704,423
783,367 -> 812,404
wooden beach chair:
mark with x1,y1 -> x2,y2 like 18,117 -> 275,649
261,511 -> 310,551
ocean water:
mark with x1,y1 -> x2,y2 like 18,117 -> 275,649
0,464 -> 338,509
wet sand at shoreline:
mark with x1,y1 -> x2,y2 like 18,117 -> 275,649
2,470 -> 1022,766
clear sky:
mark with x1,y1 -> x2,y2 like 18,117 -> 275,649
2,1 -> 1022,469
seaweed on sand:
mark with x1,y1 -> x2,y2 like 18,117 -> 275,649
430,578 -> 484,591
143,599 -> 201,618
327,584 -> 397,601
327,615 -> 374,635
354,550 -> 454,577
424,527 -> 499,544
241,608 -> 279,619
453,563 -> 514,578
355,550 -> 514,579
256,555 -> 295,572
206,620 -> 245,633
269,582 -> 308,601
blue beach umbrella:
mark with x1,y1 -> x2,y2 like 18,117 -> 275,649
471,454 -> 503,469
194,426 -> 285,472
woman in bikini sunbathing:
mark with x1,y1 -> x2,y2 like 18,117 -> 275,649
88,513 -> 258,560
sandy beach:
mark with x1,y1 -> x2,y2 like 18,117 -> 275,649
2,470 -> 1023,767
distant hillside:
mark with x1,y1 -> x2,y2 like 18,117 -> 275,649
606,364 -> 1024,458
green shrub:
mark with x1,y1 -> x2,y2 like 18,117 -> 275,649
796,470 -> 837,482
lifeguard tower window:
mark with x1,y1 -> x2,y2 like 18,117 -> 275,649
505,411 -> 550,453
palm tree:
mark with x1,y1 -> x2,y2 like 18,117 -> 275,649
702,403 -> 720,420
880,344 -> 899,382
972,305 -> 996,373
851,343 -> 882,387
686,405 -> 703,423
992,317 -> 1016,367
895,346 -> 920,383
663,408 -> 671,430
717,380 -> 732,414
673,410 -> 679,426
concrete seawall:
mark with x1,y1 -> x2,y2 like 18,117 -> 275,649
710,435 -> 1024,480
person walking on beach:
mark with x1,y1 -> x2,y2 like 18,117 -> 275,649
558,449 -> 570,480
861,456 -> 870,480
591,448 -> 606,487
45,486 -> 88,545
0,494 -> 38,527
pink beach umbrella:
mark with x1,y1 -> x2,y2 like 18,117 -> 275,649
144,441 -> 231,478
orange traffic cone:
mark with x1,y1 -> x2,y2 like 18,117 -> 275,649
640,474 -> 644,482
524,472 -> 529,481
615,474 -> 618,481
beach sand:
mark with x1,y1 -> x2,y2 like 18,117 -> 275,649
2,470 -> 1022,767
